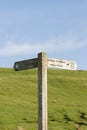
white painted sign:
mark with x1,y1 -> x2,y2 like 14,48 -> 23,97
48,58 -> 77,70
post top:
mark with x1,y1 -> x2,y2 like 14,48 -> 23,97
38,52 -> 47,55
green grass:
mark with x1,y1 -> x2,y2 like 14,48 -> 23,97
0,68 -> 87,130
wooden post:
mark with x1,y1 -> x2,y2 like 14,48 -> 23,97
14,52 -> 77,130
38,52 -> 48,130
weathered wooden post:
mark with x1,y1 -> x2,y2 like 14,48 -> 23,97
14,52 -> 48,130
38,52 -> 48,130
14,52 -> 77,130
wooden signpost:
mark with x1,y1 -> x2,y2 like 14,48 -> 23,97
14,52 -> 77,130
14,52 -> 48,130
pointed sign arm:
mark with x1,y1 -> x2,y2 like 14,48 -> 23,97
14,58 -> 38,71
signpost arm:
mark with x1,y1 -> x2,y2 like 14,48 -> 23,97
38,52 -> 48,130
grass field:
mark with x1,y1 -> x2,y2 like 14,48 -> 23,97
0,68 -> 87,130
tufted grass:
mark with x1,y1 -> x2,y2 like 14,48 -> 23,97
0,68 -> 87,129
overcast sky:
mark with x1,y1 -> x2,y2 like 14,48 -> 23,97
0,0 -> 87,70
